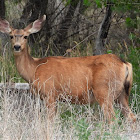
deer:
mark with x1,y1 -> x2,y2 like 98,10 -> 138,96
0,15 -> 136,124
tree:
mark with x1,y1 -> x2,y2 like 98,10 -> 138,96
53,0 -> 80,55
85,0 -> 139,54
0,0 -> 5,19
95,1 -> 113,55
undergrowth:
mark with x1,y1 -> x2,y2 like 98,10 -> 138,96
0,89 -> 140,140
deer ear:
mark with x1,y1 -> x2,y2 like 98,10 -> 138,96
24,15 -> 46,34
0,18 -> 12,34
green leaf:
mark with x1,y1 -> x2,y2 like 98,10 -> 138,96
64,0 -> 71,6
95,0 -> 102,8
107,50 -> 112,54
126,17 -> 131,23
129,33 -> 135,40
83,0 -> 91,6
125,17 -> 132,27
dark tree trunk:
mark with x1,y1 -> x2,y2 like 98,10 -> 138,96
95,2 -> 112,55
53,0 -> 80,55
0,0 -> 5,19
20,0 -> 48,23
0,0 -> 6,55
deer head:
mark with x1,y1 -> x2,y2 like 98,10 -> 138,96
0,15 -> 46,55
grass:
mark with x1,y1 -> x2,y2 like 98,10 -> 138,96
0,88 -> 140,140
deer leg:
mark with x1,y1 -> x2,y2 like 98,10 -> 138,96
45,95 -> 57,140
94,89 -> 115,123
117,93 -> 136,123
45,95 -> 57,121
100,100 -> 115,123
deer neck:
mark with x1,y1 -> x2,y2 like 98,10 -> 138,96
14,46 -> 37,83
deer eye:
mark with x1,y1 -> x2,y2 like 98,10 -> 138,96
24,36 -> 28,39
10,35 -> 13,39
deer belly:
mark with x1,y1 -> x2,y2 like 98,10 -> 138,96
33,75 -> 95,104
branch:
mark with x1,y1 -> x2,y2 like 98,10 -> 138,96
95,1 -> 113,55
0,0 -> 5,19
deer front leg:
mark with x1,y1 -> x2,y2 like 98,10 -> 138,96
46,96 -> 57,120
45,94 -> 57,140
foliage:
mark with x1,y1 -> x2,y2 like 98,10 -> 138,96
129,48 -> 140,84
128,46 -> 140,104
83,0 -> 139,30
74,118 -> 91,140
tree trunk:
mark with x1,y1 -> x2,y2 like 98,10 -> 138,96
0,0 -> 5,19
53,0 -> 80,55
0,0 -> 6,55
95,2 -> 112,55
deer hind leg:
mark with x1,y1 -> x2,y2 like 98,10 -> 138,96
94,89 -> 115,123
117,92 -> 136,123
100,99 -> 115,123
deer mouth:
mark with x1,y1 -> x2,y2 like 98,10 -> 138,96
14,49 -> 21,52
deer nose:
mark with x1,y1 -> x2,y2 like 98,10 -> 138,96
14,45 -> 21,51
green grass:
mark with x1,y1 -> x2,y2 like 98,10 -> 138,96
128,47 -> 140,91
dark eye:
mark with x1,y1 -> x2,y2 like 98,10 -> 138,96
24,36 -> 28,39
10,35 -> 13,39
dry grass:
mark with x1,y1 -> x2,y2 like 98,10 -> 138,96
0,86 -> 140,140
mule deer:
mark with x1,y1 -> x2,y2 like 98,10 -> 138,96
0,15 -> 136,123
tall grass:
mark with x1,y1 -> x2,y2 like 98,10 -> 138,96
0,87 -> 140,140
